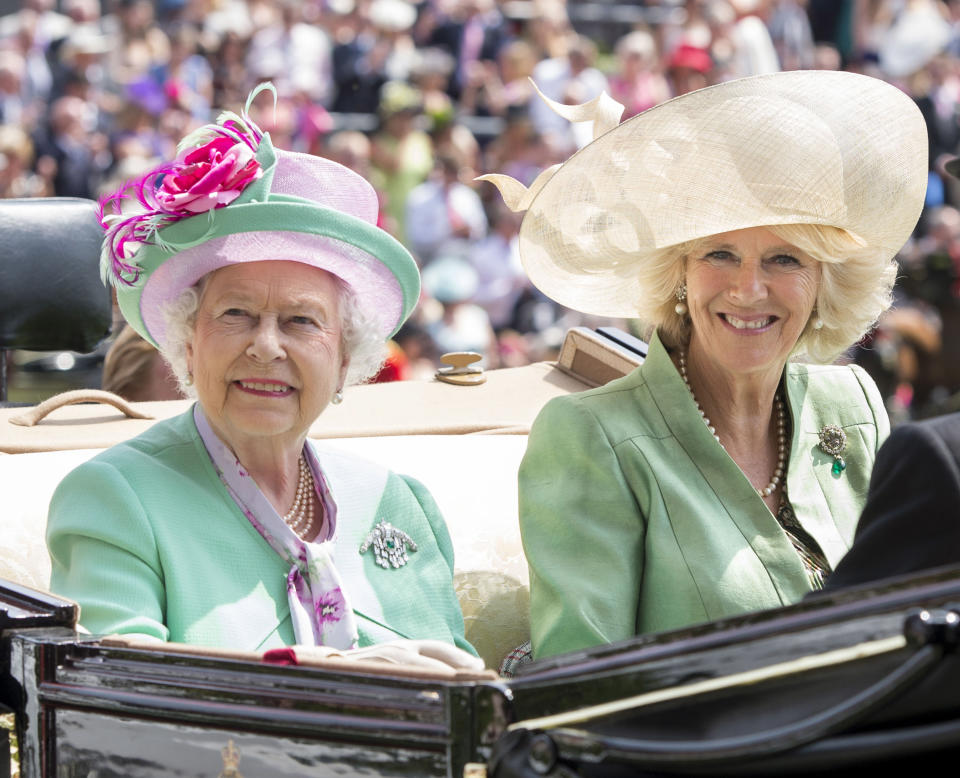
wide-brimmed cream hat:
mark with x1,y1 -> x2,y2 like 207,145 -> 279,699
480,70 -> 928,319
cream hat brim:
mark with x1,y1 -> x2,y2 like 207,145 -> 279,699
515,70 -> 928,319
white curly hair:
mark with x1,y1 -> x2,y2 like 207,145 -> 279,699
160,271 -> 388,398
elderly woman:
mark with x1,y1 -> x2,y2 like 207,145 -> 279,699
46,87 -> 478,669
482,71 -> 928,660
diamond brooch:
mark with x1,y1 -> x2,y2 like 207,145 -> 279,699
818,425 -> 848,476
359,521 -> 418,569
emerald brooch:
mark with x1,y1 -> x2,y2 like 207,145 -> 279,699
818,425 -> 847,475
360,521 -> 418,569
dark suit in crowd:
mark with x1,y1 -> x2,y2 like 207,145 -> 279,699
825,412 -> 960,589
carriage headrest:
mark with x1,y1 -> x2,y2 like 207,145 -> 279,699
0,198 -> 111,352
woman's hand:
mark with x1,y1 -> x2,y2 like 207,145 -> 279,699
286,640 -> 486,672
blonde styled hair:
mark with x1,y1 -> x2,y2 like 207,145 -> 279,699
641,223 -> 897,364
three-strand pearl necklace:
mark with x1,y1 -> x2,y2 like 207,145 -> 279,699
283,455 -> 315,536
678,349 -> 787,498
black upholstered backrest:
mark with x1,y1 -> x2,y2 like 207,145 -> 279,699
0,198 -> 110,352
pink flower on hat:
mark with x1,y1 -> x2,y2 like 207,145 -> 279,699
157,137 -> 262,215
99,112 -> 266,286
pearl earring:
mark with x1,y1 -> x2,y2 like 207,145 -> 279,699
674,282 -> 688,316
331,390 -> 344,405
185,373 -> 194,386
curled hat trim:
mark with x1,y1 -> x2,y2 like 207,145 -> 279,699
475,79 -> 624,210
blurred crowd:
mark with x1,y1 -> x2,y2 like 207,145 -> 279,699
4,0 -> 960,422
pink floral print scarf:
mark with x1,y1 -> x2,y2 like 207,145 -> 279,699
194,405 -> 359,649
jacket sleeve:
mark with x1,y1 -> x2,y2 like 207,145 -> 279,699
46,459 -> 169,641
397,474 -> 478,657
519,396 -> 645,660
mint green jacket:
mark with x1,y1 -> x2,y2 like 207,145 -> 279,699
520,332 -> 889,660
47,409 -> 473,654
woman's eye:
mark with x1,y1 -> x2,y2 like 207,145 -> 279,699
705,250 -> 736,262
222,308 -> 248,318
770,254 -> 801,266
289,315 -> 318,327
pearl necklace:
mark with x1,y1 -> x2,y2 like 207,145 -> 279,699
283,455 -> 315,536
678,349 -> 787,498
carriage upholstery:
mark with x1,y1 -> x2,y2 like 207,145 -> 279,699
1,432 -> 530,669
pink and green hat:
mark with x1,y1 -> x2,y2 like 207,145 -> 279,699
99,85 -> 420,348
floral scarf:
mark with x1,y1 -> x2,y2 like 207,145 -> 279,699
194,406 -> 359,649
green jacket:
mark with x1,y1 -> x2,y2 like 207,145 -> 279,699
47,409 -> 473,654
520,332 -> 889,660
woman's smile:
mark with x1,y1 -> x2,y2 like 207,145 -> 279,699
685,226 -> 821,379
718,313 -> 777,332
233,379 -> 295,396
186,261 -> 348,451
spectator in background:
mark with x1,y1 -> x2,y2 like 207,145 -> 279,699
369,0 -> 420,85
102,324 -> 184,402
428,0 -> 512,99
422,253 -> 499,367
104,0 -> 171,91
246,0 -> 332,105
369,80 -> 433,245
331,0 -> 421,114
460,38 -> 538,118
391,319 -> 442,380
468,201 -> 528,332
324,129 -> 373,180
665,42 -> 714,95
207,28 -> 250,110
330,0 -> 390,114
101,97 -> 169,190
875,0 -> 951,83
8,8 -> 54,115
608,29 -> 671,120
0,123 -> 52,198
767,0 -> 816,70
528,33 -> 608,152
563,35 -> 611,148
0,50 -> 27,127
0,0 -> 70,47
51,24 -> 116,114
723,0 -> 781,78
526,0 -> 573,62
481,104 -> 545,189
35,94 -> 108,198
410,46 -> 456,124
406,152 -> 488,265
412,46 -> 482,180
812,41 -> 843,70
430,112 -> 482,184
149,21 -> 213,122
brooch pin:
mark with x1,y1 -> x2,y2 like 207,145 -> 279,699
818,425 -> 847,475
359,521 -> 418,569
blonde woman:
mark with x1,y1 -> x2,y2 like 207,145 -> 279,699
483,70 -> 928,660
